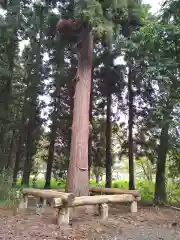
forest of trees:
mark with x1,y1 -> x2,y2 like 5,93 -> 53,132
0,0 -> 180,204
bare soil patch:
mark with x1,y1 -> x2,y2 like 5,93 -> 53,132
0,204 -> 179,240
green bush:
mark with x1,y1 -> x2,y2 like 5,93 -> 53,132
112,180 -> 129,189
167,183 -> 180,206
112,180 -> 154,201
89,179 -> 104,187
136,181 -> 154,201
0,169 -> 21,209
18,177 -> 65,189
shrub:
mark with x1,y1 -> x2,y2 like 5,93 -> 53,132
0,169 -> 21,209
112,180 -> 129,189
136,181 -> 154,201
18,177 -> 66,189
89,179 -> 104,187
167,183 -> 180,206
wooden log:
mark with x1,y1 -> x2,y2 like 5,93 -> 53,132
53,195 -> 108,207
19,195 -> 28,209
52,198 -> 64,207
73,196 -> 109,207
99,203 -> 108,220
130,201 -> 137,213
135,196 -> 141,201
54,194 -> 140,225
89,187 -> 140,197
22,188 -> 75,205
106,194 -> 137,203
53,194 -> 140,208
42,199 -> 47,208
44,189 -> 75,204
57,207 -> 70,225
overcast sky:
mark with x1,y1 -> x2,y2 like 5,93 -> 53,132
143,0 -> 162,13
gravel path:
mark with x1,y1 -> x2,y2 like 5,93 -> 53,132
0,205 -> 179,239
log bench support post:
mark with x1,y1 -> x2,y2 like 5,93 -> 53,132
57,207 -> 70,225
42,198 -> 47,208
130,201 -> 137,213
19,195 -> 28,209
99,203 -> 108,220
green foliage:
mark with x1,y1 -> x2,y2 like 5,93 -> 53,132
0,169 -> 21,209
73,0 -> 142,44
136,181 -> 154,201
112,180 -> 179,204
17,177 -> 65,189
89,179 -> 104,187
19,177 -> 179,205
167,182 -> 180,206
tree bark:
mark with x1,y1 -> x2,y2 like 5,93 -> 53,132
21,119 -> 35,186
21,141 -> 33,186
128,67 -> 135,190
88,75 -> 93,180
6,129 -> 16,169
0,1 -> 20,148
66,27 -> 93,196
44,82 -> 61,189
68,77 -> 75,153
105,86 -> 112,188
44,121 -> 57,189
154,121 -> 170,204
12,109 -> 27,185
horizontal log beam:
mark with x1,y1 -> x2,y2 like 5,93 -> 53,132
22,188 -> 75,205
89,187 -> 140,197
53,194 -> 140,208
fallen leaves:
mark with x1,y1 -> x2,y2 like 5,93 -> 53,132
0,205 -> 179,239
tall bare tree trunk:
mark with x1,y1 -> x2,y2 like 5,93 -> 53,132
44,121 -> 57,189
68,73 -> 75,153
105,85 -> 112,188
88,75 -> 93,180
6,129 -> 16,169
154,121 -> 169,204
128,67 -> 135,190
12,109 -> 27,185
66,28 -> 93,196
44,86 -> 61,189
22,116 -> 37,186
21,131 -> 33,186
0,0 -> 20,148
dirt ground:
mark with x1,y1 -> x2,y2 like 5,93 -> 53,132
0,203 -> 180,240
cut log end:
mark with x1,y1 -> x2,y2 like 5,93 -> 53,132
52,198 -> 63,207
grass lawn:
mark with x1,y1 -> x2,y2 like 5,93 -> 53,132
17,178 -> 180,205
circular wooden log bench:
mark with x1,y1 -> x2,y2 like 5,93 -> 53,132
53,194 -> 141,225
19,188 -> 141,226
